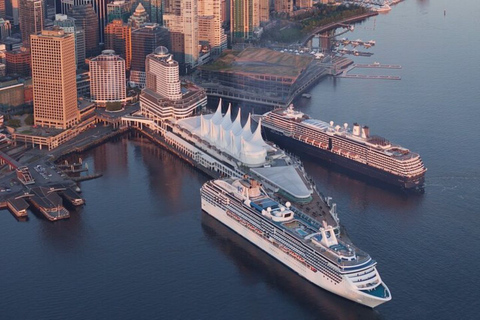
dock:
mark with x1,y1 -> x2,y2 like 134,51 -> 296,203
28,187 -> 70,221
70,173 -> 103,182
60,188 -> 85,206
7,197 -> 29,218
338,74 -> 401,80
336,63 -> 402,80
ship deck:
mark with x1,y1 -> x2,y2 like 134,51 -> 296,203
248,192 -> 371,269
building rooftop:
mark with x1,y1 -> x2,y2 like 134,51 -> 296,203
199,47 -> 313,80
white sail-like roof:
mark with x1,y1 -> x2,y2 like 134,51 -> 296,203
231,108 -> 243,135
176,102 -> 270,166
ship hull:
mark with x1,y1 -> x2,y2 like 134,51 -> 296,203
263,127 -> 424,190
201,198 -> 389,308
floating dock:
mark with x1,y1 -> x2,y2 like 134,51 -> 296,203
60,188 -> 85,206
336,63 -> 402,80
28,187 -> 70,221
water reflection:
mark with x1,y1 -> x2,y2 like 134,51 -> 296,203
36,206 -> 86,251
201,212 -> 383,320
300,155 -> 424,213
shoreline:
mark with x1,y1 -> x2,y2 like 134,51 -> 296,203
300,11 -> 379,46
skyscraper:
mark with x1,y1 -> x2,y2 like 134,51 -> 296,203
30,27 -> 79,129
198,0 -> 227,55
259,0 -> 269,23
296,0 -> 312,9
54,13 -> 86,68
90,50 -> 126,106
105,19 -> 131,70
128,3 -> 148,29
150,0 -> 162,24
145,46 -> 181,101
163,0 -> 198,69
140,46 -> 207,120
68,3 -> 99,57
91,0 -> 107,44
106,0 -> 133,23
0,0 -> 6,19
130,23 -> 169,87
230,0 -> 259,41
274,0 -> 293,13
19,0 -> 43,47
0,17 -> 11,41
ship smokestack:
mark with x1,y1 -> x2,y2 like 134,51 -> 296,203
361,126 -> 370,139
353,123 -> 360,136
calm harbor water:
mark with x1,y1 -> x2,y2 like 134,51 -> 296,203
2,1 -> 480,319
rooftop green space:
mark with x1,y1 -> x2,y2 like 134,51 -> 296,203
199,48 -> 313,79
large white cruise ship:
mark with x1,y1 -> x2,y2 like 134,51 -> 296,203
255,105 -> 426,190
201,177 -> 391,308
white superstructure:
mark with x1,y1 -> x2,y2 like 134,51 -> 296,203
201,177 -> 391,308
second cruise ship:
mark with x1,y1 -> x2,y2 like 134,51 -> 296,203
254,105 -> 426,190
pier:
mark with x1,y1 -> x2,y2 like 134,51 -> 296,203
336,63 -> 402,80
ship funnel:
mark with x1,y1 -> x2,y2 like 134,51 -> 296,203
329,121 -> 334,127
353,123 -> 360,136
343,123 -> 348,131
361,126 -> 370,139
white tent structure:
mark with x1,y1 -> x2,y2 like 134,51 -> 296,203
182,100 -> 272,167
175,99 -> 313,200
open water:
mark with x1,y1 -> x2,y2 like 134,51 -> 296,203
1,1 -> 480,319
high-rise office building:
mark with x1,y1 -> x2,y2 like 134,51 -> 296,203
53,13 -> 86,68
63,0 -> 107,45
128,3 -> 148,29
5,48 -> 30,76
30,27 -> 79,129
230,0 -> 259,41
145,46 -> 181,101
68,3 -> 99,57
163,0 -> 198,69
0,17 -> 11,40
106,0 -> 133,23
140,46 -> 207,120
220,0 -> 226,24
105,19 -> 131,70
90,50 -> 126,106
6,0 -> 19,26
0,0 -> 6,19
19,0 -> 43,47
198,0 -> 226,55
259,0 -> 269,22
130,23 -> 169,87
274,0 -> 292,13
295,0 -> 312,9
150,0 -> 162,24
91,0 -> 107,44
